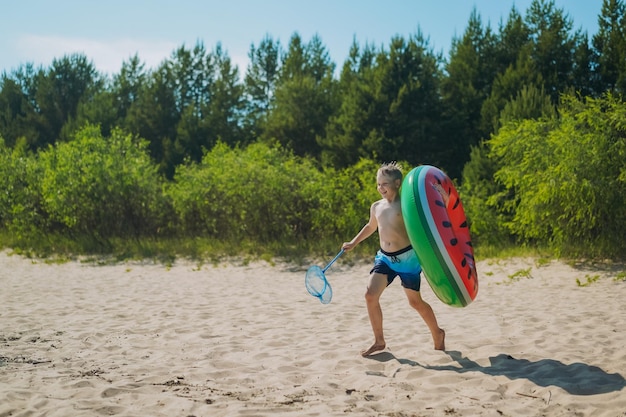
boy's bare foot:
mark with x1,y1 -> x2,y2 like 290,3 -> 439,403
360,342 -> 386,357
434,329 -> 445,351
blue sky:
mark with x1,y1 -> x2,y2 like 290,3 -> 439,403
2,1 -> 602,77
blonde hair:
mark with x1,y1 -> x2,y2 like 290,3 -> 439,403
378,161 -> 403,182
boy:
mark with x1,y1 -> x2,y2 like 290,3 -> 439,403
342,162 -> 445,356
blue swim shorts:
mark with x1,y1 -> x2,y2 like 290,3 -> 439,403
370,246 -> 422,291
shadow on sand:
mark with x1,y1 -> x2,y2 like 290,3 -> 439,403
367,350 -> 626,396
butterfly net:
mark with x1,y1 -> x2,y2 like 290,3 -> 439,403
305,265 -> 333,304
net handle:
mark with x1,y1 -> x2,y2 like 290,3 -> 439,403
322,249 -> 344,273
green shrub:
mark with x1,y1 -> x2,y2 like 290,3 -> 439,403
0,138 -> 50,243
39,125 -> 166,241
489,94 -> 626,257
169,142 -> 325,243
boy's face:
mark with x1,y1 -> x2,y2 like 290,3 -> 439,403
376,171 -> 400,200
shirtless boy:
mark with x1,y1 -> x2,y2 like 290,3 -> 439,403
342,162 -> 445,356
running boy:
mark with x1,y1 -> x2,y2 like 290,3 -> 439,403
342,162 -> 445,356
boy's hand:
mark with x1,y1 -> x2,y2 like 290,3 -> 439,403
342,241 -> 356,251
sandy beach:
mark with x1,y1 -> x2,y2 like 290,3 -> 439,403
1,250 -> 624,416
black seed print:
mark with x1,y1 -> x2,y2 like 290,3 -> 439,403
460,221 -> 467,228
450,238 -> 458,245
453,198 -> 460,209
435,200 -> 445,207
442,221 -> 451,228
461,258 -> 467,267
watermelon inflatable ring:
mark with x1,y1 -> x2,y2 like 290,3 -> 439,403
401,165 -> 478,307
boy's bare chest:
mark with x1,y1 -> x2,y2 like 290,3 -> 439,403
376,203 -> 402,226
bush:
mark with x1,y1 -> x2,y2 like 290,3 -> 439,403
39,125 -> 167,241
489,94 -> 626,257
170,142 -> 320,243
168,144 -> 387,253
0,138 -> 48,242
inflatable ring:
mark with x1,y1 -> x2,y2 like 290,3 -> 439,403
401,165 -> 478,307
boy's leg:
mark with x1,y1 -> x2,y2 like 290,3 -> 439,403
403,288 -> 446,350
361,272 -> 388,356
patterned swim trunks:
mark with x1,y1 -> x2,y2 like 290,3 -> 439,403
370,245 -> 422,291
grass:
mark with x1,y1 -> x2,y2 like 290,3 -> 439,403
2,230 -> 624,271
576,274 -> 601,287
474,242 -> 554,260
0,230 -> 380,266
492,266 -> 533,285
507,267 -> 533,281
574,270 -> 626,286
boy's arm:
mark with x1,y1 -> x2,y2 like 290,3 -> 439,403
342,202 -> 378,251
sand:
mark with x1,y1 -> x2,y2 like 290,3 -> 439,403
1,250 -> 624,417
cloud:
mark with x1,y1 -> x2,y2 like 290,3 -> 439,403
15,34 -> 178,75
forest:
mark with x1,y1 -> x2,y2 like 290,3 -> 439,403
1,0 -> 625,260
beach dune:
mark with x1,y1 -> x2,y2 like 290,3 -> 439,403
1,251 -> 624,416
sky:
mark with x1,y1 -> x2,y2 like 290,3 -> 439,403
1,1 -> 603,78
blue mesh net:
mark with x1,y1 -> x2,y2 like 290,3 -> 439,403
305,265 -> 333,304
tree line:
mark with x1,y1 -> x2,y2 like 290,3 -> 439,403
1,0 -> 625,258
